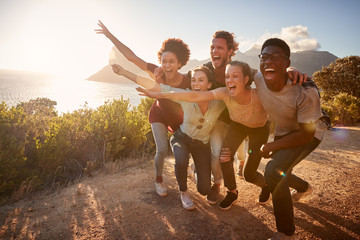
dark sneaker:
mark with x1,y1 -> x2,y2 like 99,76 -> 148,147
257,185 -> 271,204
291,184 -> 313,203
219,190 -> 238,210
206,184 -> 220,205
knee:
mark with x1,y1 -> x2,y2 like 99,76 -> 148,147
174,157 -> 188,170
264,161 -> 285,189
243,171 -> 256,183
219,148 -> 233,163
155,149 -> 167,159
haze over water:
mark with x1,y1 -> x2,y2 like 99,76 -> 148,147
0,74 -> 142,114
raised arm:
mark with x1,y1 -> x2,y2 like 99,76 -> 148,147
95,20 -> 149,73
136,87 -> 217,102
112,64 -> 160,91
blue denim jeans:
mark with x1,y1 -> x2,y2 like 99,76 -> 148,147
264,136 -> 321,236
220,121 -> 270,191
151,122 -> 169,177
170,129 -> 212,195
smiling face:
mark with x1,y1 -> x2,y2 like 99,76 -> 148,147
161,51 -> 181,80
191,70 -> 212,92
260,46 -> 290,89
225,65 -> 249,97
210,38 -> 233,69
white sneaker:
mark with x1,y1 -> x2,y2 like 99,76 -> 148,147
155,182 -> 168,197
291,184 -> 313,203
180,191 -> 195,210
268,231 -> 297,240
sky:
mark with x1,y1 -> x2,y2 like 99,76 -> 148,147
0,0 -> 359,79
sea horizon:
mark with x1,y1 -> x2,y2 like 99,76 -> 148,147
0,74 -> 142,114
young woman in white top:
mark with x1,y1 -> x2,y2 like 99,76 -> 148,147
137,61 -> 271,210
112,64 -> 225,210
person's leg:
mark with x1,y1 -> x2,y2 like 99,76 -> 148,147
151,122 -> 169,181
190,141 -> 212,196
243,123 -> 270,188
236,140 -> 247,178
220,122 -> 247,191
264,137 -> 321,236
170,134 -> 190,192
209,120 -> 229,185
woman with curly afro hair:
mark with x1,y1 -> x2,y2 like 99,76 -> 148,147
96,20 -> 191,198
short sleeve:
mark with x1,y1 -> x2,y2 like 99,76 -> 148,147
297,87 -> 323,123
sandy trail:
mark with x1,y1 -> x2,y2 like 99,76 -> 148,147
1,126 -> 359,239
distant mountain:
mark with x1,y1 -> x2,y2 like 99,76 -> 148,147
87,46 -> 338,82
182,46 -> 338,76
87,47 -> 152,83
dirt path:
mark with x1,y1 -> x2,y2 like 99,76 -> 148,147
1,127 -> 360,240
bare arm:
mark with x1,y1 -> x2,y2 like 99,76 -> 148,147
95,20 -> 150,74
112,64 -> 160,91
136,87 -> 217,102
287,67 -> 308,85
260,122 -> 317,158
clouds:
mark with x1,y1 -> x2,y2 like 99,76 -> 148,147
239,25 -> 321,53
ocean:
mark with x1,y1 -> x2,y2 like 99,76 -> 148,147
0,74 -> 142,113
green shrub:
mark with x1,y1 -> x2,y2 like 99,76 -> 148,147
0,103 -> 29,198
0,97 -> 154,201
321,93 -> 360,125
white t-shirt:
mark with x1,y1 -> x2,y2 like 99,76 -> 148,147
254,73 -> 325,140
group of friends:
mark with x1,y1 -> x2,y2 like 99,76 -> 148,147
95,20 -> 328,240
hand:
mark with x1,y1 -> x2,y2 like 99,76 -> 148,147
219,148 -> 232,163
260,144 -> 273,158
95,20 -> 112,38
136,87 -> 160,99
287,67 -> 308,85
154,67 -> 165,84
111,64 -> 125,75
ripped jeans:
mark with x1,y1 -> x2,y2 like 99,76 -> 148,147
220,121 -> 270,191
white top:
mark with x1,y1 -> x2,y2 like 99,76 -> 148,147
213,87 -> 268,128
161,84 -> 226,144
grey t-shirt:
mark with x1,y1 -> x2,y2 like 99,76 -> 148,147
254,73 -> 325,140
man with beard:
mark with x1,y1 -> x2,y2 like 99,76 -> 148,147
200,31 -> 246,205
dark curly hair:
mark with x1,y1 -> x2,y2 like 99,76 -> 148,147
227,61 -> 253,87
191,65 -> 215,87
157,38 -> 191,68
212,31 -> 239,58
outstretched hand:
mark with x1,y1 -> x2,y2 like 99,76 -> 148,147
111,64 -> 125,75
136,87 -> 160,99
153,67 -> 165,84
95,20 -> 112,38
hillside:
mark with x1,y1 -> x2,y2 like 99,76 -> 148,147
1,126 -> 359,239
87,46 -> 338,83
